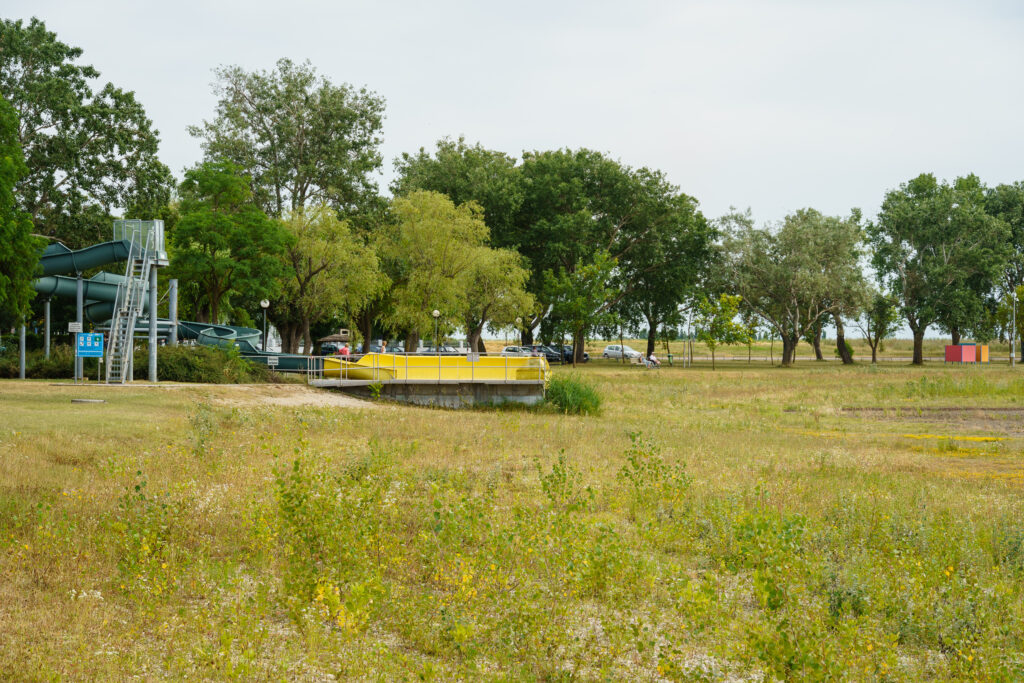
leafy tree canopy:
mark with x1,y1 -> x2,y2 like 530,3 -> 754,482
391,136 -> 523,243
190,58 -> 385,219
0,95 -> 43,324
694,293 -> 750,370
169,161 -> 291,323
378,190 -> 488,348
868,173 -> 1010,362
274,204 -> 386,354
463,247 -> 535,353
722,207 -> 864,366
0,17 -> 172,247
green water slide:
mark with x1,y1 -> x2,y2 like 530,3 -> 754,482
33,240 -> 317,372
38,240 -> 132,277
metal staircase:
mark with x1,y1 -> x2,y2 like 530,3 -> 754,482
106,229 -> 153,384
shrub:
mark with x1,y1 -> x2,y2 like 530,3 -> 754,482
0,346 -> 75,378
545,373 -> 601,415
149,344 -> 273,383
833,340 -> 855,360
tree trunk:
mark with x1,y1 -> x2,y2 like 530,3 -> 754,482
711,346 -> 716,371
646,325 -> 657,357
573,332 -> 585,367
781,335 -> 797,367
405,331 -> 419,353
285,326 -> 300,354
912,329 -> 925,365
302,318 -> 313,355
356,309 -> 373,354
467,326 -> 483,355
770,336 -> 774,365
870,340 -> 878,364
812,326 -> 824,361
619,329 -> 625,365
834,314 -> 853,365
522,326 -> 534,346
951,326 -> 961,346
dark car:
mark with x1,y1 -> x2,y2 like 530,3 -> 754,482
526,344 -> 563,363
559,345 -> 589,363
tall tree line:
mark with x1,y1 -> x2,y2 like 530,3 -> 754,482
4,17 -> 1024,365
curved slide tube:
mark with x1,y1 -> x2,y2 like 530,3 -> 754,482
33,240 -> 314,371
39,240 -> 132,277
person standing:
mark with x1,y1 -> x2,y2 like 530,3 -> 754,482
380,340 -> 388,354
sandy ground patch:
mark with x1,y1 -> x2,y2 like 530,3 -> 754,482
208,384 -> 374,409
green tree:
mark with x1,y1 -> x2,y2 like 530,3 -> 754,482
391,137 -> 523,243
378,191 -> 488,350
463,248 -> 535,353
543,251 -> 618,367
617,172 -> 715,357
190,58 -> 385,219
854,290 -> 900,364
723,208 -> 865,367
169,162 -> 290,323
986,182 -> 1024,360
511,149 -> 642,343
694,293 -> 750,370
869,174 -> 1010,364
0,18 -> 173,247
275,204 -> 386,354
0,96 -> 42,325
514,150 -> 712,361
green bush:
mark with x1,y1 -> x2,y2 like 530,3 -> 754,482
834,339 -> 855,360
546,373 -> 601,415
147,344 -> 276,383
0,342 -> 280,383
0,345 -> 75,378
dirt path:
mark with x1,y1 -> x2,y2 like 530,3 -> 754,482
207,384 -> 374,409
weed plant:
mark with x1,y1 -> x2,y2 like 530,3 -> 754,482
546,373 -> 602,414
3,363 -> 1024,679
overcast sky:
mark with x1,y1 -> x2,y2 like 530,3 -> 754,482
7,0 -> 1024,226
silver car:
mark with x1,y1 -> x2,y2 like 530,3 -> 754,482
602,344 -> 641,359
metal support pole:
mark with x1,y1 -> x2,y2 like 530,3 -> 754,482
168,279 -> 178,346
263,309 -> 267,352
18,324 -> 26,379
1013,294 -> 1017,369
76,273 -> 84,381
148,266 -> 158,382
44,299 -> 51,359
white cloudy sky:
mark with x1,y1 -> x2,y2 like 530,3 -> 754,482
7,0 -> 1024,225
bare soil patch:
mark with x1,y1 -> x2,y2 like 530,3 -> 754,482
208,384 -> 373,409
841,406 -> 1024,436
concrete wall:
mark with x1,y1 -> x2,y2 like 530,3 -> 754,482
336,381 -> 544,409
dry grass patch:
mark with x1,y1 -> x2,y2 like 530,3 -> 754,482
2,364 -> 1024,679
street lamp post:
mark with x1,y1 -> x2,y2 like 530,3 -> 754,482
432,309 -> 441,352
260,299 -> 270,352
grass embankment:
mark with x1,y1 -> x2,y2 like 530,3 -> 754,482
2,364 -> 1024,679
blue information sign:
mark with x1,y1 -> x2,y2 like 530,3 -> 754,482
76,333 -> 104,358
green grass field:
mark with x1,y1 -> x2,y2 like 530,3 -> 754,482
3,362 -> 1024,680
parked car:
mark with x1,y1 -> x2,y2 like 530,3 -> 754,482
526,344 -> 563,363
602,344 -> 641,359
558,345 -> 589,363
500,345 -> 532,356
417,344 -> 462,355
